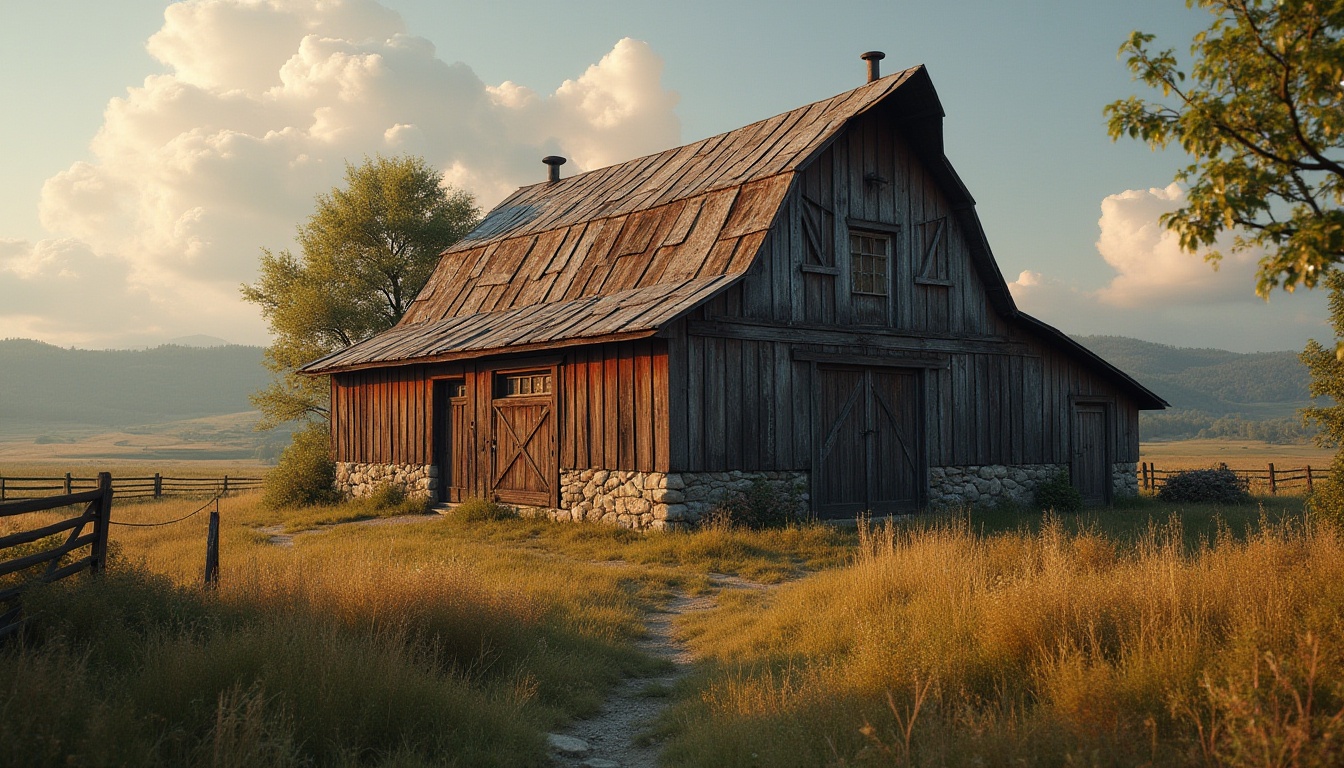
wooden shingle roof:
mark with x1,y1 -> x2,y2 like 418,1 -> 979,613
302,66 -> 926,374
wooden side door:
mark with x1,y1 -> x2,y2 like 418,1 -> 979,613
868,370 -> 922,511
1072,403 -> 1110,505
815,368 -> 868,517
434,379 -> 472,503
814,367 -> 923,517
489,369 -> 556,506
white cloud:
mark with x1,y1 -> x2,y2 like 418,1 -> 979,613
1094,183 -> 1259,307
23,0 -> 680,347
1009,186 -> 1330,352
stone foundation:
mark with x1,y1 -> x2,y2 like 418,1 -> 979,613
513,469 -> 809,531
1112,462 -> 1139,498
927,464 -> 1067,509
335,462 -> 437,500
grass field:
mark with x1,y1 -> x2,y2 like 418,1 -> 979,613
3,442 -> 1341,766
1141,437 -> 1334,470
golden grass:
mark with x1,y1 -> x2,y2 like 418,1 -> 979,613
1141,438 -> 1335,470
661,512 -> 1344,767
1,491 -> 860,766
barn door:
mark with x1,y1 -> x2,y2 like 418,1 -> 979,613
489,370 -> 556,506
814,367 -> 922,517
1071,403 -> 1110,505
434,380 -> 471,503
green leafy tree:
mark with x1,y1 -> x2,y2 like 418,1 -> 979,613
242,155 -> 478,429
1105,0 -> 1344,296
1301,271 -> 1344,520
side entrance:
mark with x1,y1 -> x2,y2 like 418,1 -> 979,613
813,366 -> 924,517
1071,401 -> 1111,506
434,365 -> 557,507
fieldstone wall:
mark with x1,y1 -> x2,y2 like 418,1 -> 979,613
1112,462 -> 1139,498
335,462 -> 437,500
512,469 -> 808,530
927,464 -> 1067,509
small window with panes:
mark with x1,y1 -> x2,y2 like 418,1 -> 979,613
849,232 -> 890,296
496,371 -> 552,398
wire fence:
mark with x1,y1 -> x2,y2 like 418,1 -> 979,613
0,473 -> 261,501
1139,462 -> 1329,495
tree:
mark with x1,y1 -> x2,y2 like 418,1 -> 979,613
1105,0 -> 1344,297
1300,270 -> 1344,520
242,155 -> 478,429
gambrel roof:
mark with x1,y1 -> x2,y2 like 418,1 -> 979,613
299,66 -> 1166,410
303,66 -> 942,374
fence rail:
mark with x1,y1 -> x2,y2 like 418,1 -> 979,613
0,473 -> 261,501
1140,462 -> 1329,494
0,472 -> 112,638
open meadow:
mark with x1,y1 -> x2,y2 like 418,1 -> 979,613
2,453 -> 1341,766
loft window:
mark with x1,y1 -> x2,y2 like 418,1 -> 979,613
497,371 -> 552,398
849,232 -> 890,295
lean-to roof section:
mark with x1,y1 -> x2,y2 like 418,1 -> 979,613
300,275 -> 742,374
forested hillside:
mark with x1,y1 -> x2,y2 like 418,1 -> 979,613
1073,335 -> 1319,442
0,339 -> 269,431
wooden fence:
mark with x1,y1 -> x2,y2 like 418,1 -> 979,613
0,473 -> 113,639
0,473 -> 261,501
1140,462 -> 1329,495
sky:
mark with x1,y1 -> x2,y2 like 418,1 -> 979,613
0,0 -> 1330,353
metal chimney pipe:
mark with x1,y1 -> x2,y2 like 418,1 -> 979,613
542,155 -> 566,183
860,51 -> 885,83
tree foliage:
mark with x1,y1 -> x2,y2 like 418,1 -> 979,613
242,155 -> 478,428
1105,0 -> 1344,296
1301,271 -> 1344,520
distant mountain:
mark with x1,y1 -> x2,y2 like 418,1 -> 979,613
0,339 -> 271,432
165,334 -> 234,347
1073,335 -> 1311,417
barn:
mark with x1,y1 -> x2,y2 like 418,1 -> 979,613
300,57 -> 1167,528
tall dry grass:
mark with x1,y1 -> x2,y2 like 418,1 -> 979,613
663,513 -> 1344,766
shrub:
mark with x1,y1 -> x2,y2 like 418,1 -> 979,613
1157,466 -> 1250,504
1306,456 -> 1344,525
260,424 -> 340,509
356,482 -> 429,516
703,478 -> 807,530
452,497 -> 516,522
1034,472 -> 1083,512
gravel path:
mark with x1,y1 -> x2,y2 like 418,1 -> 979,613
547,573 -> 772,768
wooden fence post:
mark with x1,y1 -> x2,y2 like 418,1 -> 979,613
1,476 -> 5,501
154,473 -> 162,498
91,472 -> 113,575
204,498 -> 220,589
1268,463 -> 1277,495
222,475 -> 230,496
1307,465 -> 1314,492
64,472 -> 72,494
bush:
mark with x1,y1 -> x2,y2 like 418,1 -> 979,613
260,424 -> 340,509
1306,456 -> 1344,525
1033,472 -> 1083,512
355,482 -> 430,516
452,497 -> 516,522
1157,466 -> 1250,504
703,478 -> 807,530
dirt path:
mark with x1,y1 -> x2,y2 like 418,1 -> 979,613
546,573 -> 773,768
257,512 -> 437,547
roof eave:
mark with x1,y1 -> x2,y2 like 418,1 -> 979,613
1015,312 -> 1170,410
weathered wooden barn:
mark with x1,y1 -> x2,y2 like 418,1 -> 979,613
301,59 -> 1166,527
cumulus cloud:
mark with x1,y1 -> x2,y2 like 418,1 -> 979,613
1007,185 -> 1330,352
1093,183 -> 1260,307
24,0 -> 680,347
